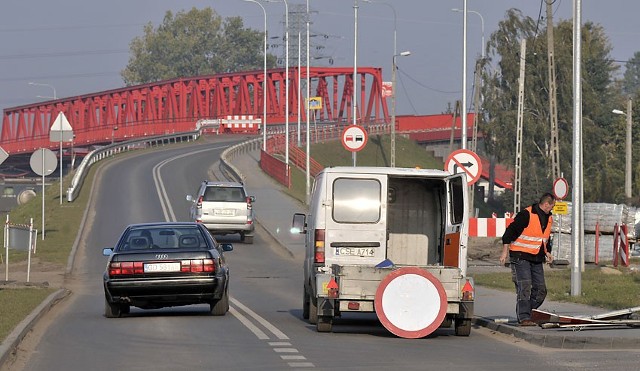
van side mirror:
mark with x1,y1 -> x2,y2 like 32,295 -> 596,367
291,213 -> 307,234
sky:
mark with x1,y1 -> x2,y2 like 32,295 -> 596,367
1,0 -> 639,118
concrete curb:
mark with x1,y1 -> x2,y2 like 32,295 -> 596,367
473,316 -> 640,349
0,289 -> 69,367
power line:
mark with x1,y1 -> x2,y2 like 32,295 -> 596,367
0,49 -> 129,60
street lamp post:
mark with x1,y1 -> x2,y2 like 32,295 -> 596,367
613,97 -> 633,199
243,0 -> 268,151
362,0 -> 401,167
452,8 -> 484,59
267,0 -> 289,165
29,82 -> 64,204
305,0 -> 311,204
391,51 -> 410,167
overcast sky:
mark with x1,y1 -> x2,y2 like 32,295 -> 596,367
1,0 -> 638,118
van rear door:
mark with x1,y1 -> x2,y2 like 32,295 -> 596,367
443,173 -> 468,270
324,173 -> 388,266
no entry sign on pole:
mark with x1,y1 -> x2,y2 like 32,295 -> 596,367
341,125 -> 368,152
444,149 -> 482,185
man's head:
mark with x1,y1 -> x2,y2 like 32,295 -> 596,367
538,192 -> 556,214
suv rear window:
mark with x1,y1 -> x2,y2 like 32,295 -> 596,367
203,187 -> 246,202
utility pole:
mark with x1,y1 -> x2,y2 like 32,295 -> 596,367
448,101 -> 461,154
547,0 -> 561,180
514,39 -> 527,214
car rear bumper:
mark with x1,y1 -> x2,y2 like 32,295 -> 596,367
200,222 -> 255,234
104,276 -> 225,305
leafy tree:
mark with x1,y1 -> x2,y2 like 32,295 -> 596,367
121,7 -> 277,85
623,52 -> 640,96
481,9 -> 624,208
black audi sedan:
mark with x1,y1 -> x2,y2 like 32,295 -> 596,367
102,222 -> 233,318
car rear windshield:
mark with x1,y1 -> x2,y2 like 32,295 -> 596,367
118,226 -> 210,251
203,186 -> 246,202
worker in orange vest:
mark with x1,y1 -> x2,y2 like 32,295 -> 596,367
499,192 -> 556,327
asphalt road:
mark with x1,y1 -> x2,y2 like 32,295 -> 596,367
8,137 -> 640,371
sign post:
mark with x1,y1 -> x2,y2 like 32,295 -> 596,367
50,112 -> 74,205
30,148 -> 57,240
553,177 -> 569,262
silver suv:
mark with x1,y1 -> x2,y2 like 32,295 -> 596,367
186,181 -> 255,244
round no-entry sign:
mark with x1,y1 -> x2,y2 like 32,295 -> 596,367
444,149 -> 482,185
374,267 -> 447,339
341,125 -> 368,152
553,177 -> 568,200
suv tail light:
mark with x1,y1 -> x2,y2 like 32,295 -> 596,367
314,229 -> 325,263
246,197 -> 254,225
196,196 -> 203,210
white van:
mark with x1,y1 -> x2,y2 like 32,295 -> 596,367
292,166 -> 474,337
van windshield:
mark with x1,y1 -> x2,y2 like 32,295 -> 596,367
332,178 -> 381,223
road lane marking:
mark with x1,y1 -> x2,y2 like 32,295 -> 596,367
154,145 -> 229,222
228,306 -> 269,340
230,297 -> 289,340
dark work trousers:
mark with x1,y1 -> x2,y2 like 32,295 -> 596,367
510,257 -> 547,322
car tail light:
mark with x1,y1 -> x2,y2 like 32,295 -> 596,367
246,197 -> 254,225
109,261 -> 143,276
196,196 -> 203,210
246,196 -> 253,210
314,229 -> 325,263
181,259 -> 215,273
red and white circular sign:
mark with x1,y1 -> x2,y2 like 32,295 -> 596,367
444,149 -> 482,185
553,177 -> 568,200
341,125 -> 368,152
374,267 -> 448,339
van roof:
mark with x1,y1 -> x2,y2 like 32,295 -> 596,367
320,166 -> 455,178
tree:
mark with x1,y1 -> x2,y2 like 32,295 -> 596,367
481,9 -> 624,208
623,52 -> 640,96
121,7 -> 276,85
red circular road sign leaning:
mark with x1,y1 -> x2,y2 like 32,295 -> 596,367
553,177 -> 569,200
444,149 -> 483,185
341,125 -> 368,152
374,267 -> 448,339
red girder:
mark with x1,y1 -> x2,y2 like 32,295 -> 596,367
1,67 -> 389,155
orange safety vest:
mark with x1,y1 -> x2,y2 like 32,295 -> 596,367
509,206 -> 552,255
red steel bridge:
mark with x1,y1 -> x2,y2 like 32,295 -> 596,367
1,66 -> 389,155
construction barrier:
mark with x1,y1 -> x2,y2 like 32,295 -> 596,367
613,223 -> 630,267
220,115 -> 261,134
468,218 -> 514,237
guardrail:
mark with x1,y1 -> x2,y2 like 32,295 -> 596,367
66,130 -> 200,202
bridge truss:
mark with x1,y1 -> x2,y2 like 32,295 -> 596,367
1,66 -> 388,155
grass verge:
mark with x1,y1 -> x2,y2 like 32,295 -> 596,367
0,288 -> 55,341
473,262 -> 640,310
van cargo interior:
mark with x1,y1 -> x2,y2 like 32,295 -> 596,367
387,177 -> 444,265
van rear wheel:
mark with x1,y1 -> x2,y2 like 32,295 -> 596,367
454,318 -> 472,336
309,292 -> 318,324
303,287 -> 310,319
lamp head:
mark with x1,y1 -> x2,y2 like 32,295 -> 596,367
612,109 -> 626,116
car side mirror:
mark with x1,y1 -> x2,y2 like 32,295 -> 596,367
220,243 -> 233,252
102,248 -> 114,256
186,195 -> 193,202
249,195 -> 256,203
291,213 -> 307,234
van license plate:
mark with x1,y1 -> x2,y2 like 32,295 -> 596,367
335,247 -> 375,257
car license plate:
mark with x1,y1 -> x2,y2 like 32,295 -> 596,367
334,247 -> 375,257
144,262 -> 181,273
213,209 -> 236,216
